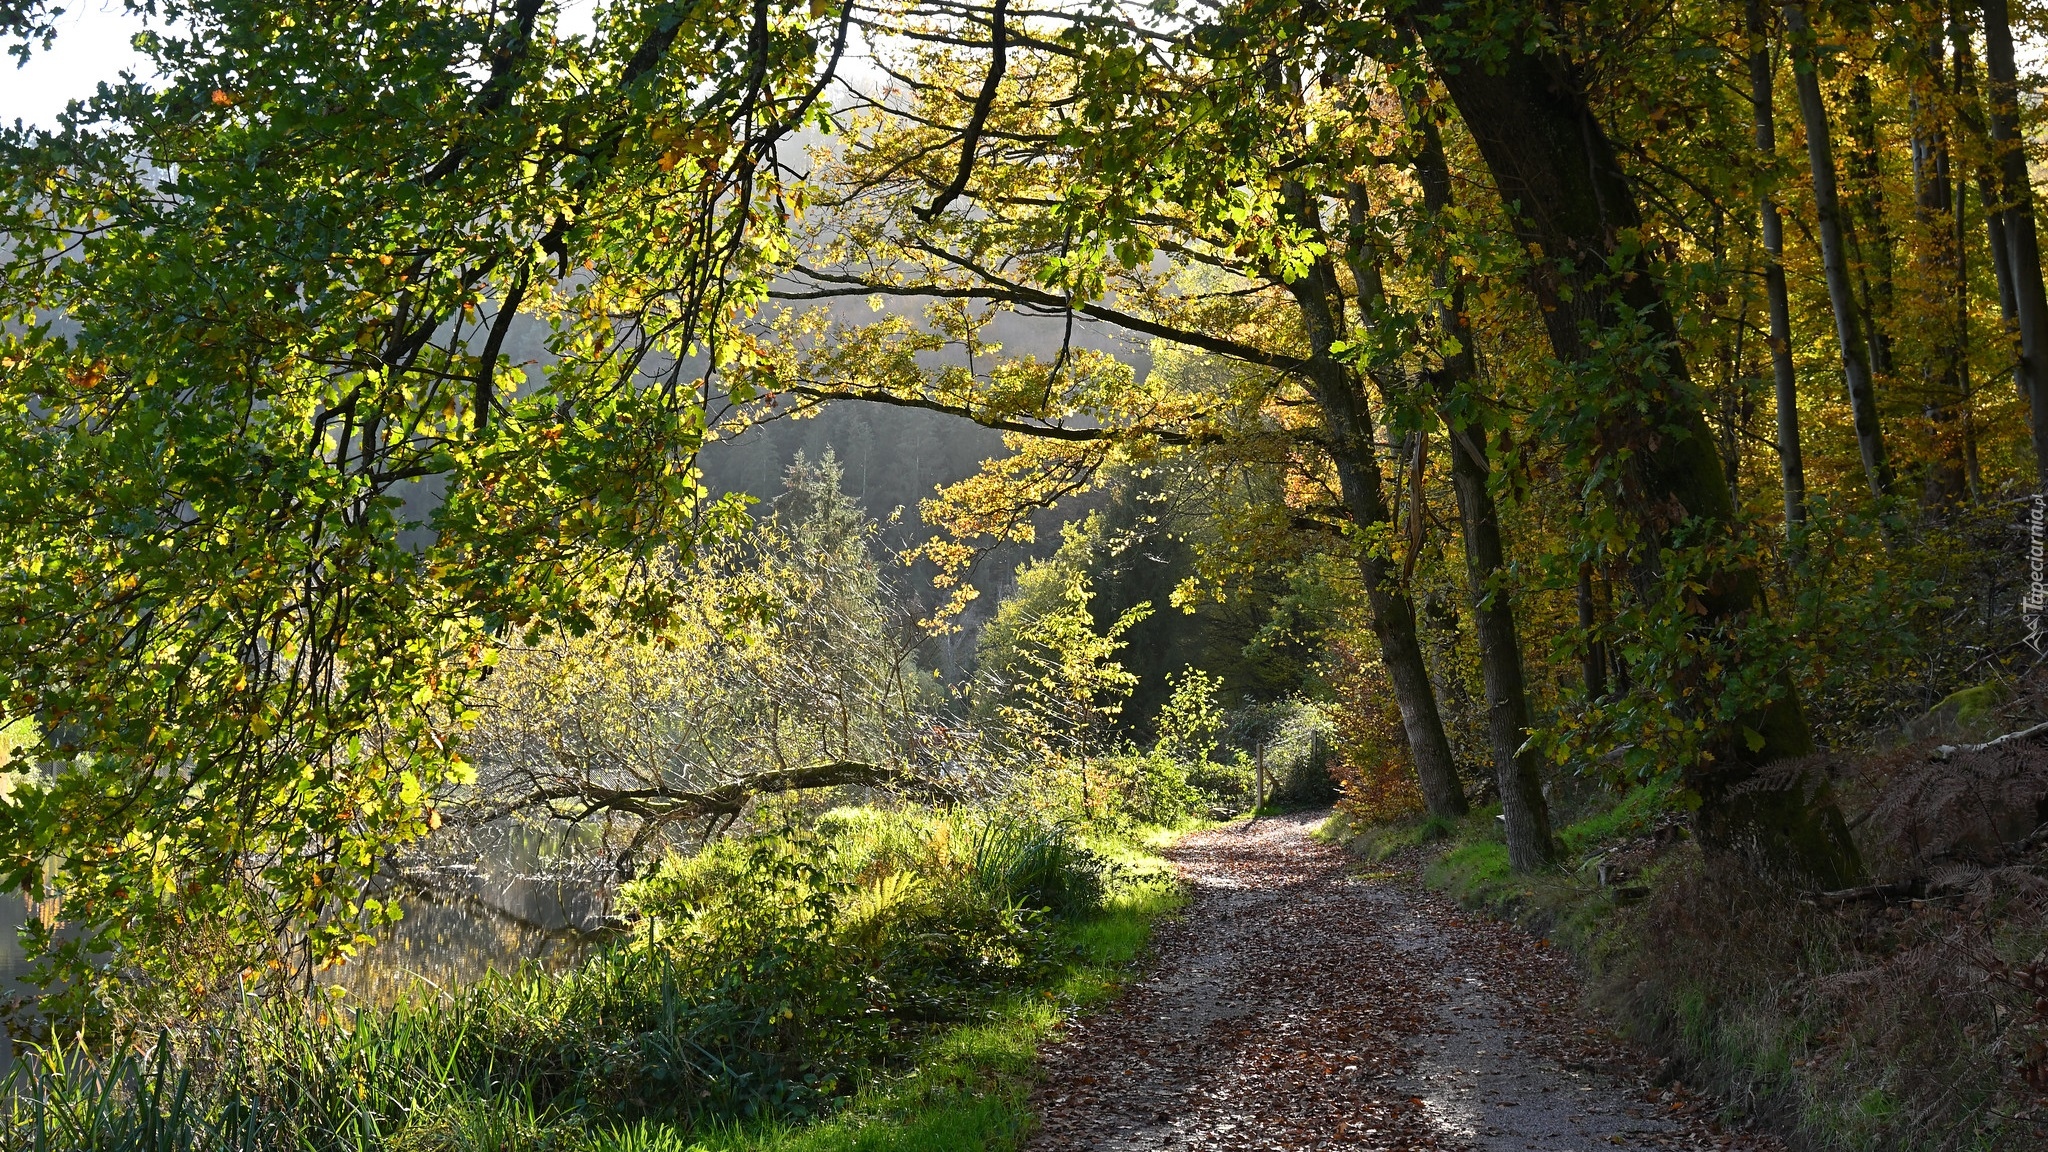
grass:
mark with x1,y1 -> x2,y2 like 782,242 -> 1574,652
1427,835 -> 1513,900
0,812 -> 1190,1152
1312,808 -> 1454,860
1556,775 -> 1684,854
684,868 -> 1183,1152
1336,777 -> 1696,951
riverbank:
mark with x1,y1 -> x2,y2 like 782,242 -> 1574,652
688,827 -> 1185,1152
0,811 -> 1192,1152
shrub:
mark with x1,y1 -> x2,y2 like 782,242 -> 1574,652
1094,749 -> 1202,827
996,749 -> 1221,828
0,809 -> 1113,1150
961,817 -> 1108,917
1186,753 -> 1254,814
1260,702 -> 1340,807
1226,698 -> 1342,809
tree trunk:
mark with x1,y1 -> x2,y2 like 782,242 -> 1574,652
1985,175 -> 2022,353
1941,19 -> 2023,416
1784,2 -> 1895,500
1848,72 -> 1897,381
1282,184 -> 1469,821
1409,118 -> 1556,871
1960,180 -> 1985,497
1749,0 -> 1809,538
1982,0 -> 2048,485
1438,357 -> 1553,869
1986,178 -> 2022,350
1911,37 -> 1970,510
1413,4 -> 1862,885
1950,20 -> 2028,406
1577,563 -> 1607,700
1255,743 -> 1267,814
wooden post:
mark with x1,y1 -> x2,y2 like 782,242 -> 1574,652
1254,743 -> 1267,817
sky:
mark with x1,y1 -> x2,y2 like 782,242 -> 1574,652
1,0 -> 152,131
2,2 -> 2041,135
0,0 -> 603,132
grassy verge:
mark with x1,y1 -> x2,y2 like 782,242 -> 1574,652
1407,779 -> 1686,951
683,860 -> 1184,1152
2,814 -> 1192,1152
1316,778 -> 1685,944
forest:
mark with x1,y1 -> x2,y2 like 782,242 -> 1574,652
3,0 -> 2048,1146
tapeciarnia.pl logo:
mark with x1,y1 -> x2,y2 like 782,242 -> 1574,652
2029,494 -> 2047,655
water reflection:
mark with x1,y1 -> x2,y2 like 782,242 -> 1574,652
329,829 -> 617,1005
329,891 -> 594,1005
1,893 -> 22,1076
0,824 -> 618,1072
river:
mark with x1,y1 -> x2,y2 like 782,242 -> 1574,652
0,893 -> 22,1076
0,833 -> 616,1075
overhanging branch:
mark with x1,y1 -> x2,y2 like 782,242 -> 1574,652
917,0 -> 1010,220
784,260 -> 1312,373
480,759 -> 911,825
781,382 -> 1212,444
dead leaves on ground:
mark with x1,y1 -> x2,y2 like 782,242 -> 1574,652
1025,816 -> 1783,1152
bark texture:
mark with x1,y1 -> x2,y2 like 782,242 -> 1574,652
1949,20 -> 2026,405
1909,37 -> 1970,509
1409,121 -> 1555,870
1748,0 -> 1808,536
1982,0 -> 2048,485
1847,71 -> 1896,381
1413,3 -> 1861,885
1577,564 -> 1607,701
1784,2 -> 1894,500
1439,378 -> 1553,870
1283,184 -> 1469,820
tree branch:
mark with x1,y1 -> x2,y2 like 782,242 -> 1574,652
781,382 -> 1211,444
786,259 -> 1312,372
917,0 -> 1009,220
481,759 -> 909,825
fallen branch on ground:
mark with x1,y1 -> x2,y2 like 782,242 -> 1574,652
1931,719 -> 2048,761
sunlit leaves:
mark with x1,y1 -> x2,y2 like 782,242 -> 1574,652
0,0 -> 847,1018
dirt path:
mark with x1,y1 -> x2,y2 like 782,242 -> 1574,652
1028,813 -> 1782,1152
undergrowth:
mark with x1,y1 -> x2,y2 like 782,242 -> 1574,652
0,809 -> 1189,1152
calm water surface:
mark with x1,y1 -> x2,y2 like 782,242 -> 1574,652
1,894 -> 22,1075
329,880 -> 600,1004
1,848 -> 611,1076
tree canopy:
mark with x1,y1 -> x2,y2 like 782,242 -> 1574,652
5,0 -> 2048,1002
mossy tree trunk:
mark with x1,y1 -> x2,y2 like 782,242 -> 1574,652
1407,116 -> 1556,871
